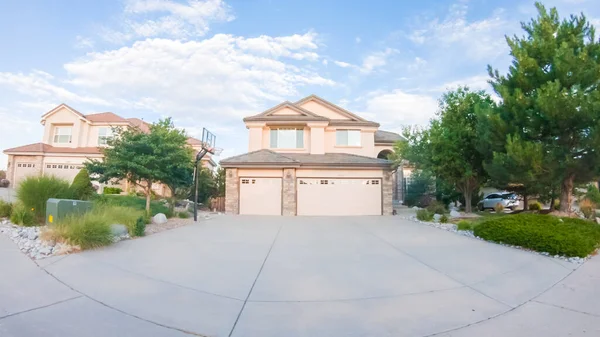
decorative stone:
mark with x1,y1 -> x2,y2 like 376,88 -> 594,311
433,214 -> 442,222
152,213 -> 168,224
450,210 -> 461,218
28,232 -> 38,240
110,224 -> 129,236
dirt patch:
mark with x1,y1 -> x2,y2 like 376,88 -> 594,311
144,218 -> 195,235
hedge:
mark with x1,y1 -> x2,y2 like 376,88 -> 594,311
474,214 -> 600,257
103,187 -> 123,194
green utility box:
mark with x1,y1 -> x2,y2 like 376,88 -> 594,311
46,198 -> 93,224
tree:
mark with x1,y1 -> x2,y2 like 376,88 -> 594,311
194,167 -> 216,205
488,2 -> 600,212
70,168 -> 96,200
86,119 -> 193,215
214,167 -> 226,197
396,87 -> 496,213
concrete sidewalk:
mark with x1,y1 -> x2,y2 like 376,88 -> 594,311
0,216 -> 598,337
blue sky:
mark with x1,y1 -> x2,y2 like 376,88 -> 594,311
1,0 -> 599,169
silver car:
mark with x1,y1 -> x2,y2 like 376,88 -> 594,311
478,192 -> 519,211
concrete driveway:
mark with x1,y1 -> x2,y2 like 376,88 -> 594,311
0,188 -> 16,202
1,215 -> 599,337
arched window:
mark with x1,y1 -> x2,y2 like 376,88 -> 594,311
377,149 -> 393,159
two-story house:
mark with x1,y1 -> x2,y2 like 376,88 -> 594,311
220,95 -> 404,216
3,104 -> 217,195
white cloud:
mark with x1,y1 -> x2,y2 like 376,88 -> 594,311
102,0 -> 234,43
433,74 -> 492,93
236,32 -> 320,60
333,60 -> 353,68
75,35 -> 95,49
362,89 -> 439,127
355,36 -> 361,43
360,48 -> 397,73
408,57 -> 427,71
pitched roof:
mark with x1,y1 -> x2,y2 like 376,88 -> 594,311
294,94 -> 369,122
375,130 -> 406,143
243,101 -> 329,122
85,112 -> 128,123
3,142 -> 101,154
220,149 -> 391,168
126,118 -> 151,133
41,103 -> 86,120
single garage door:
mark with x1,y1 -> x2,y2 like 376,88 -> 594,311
297,178 -> 382,216
44,164 -> 82,182
239,177 -> 282,215
13,162 -> 39,187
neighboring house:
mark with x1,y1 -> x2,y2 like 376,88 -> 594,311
220,95 -> 405,216
3,104 -> 217,195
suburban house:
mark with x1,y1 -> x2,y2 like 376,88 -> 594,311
220,95 -> 406,216
3,104 -> 216,195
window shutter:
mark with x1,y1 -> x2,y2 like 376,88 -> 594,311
296,129 -> 304,148
270,129 -> 278,148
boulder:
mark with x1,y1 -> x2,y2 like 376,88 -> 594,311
596,217 -> 600,225
153,213 -> 168,224
433,214 -> 442,222
110,224 -> 128,236
450,210 -> 461,218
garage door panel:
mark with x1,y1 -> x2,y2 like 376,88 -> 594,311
297,178 -> 381,216
239,178 -> 282,215
14,163 -> 39,187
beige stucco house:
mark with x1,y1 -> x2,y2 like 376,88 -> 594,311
3,104 -> 216,195
220,95 -> 405,216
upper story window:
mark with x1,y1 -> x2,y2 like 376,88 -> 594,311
270,128 -> 304,149
98,127 -> 113,145
53,126 -> 72,144
336,130 -> 361,146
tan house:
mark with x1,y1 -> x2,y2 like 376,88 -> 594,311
220,95 -> 405,216
3,104 -> 216,195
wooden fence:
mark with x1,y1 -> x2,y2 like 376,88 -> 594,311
210,196 -> 225,212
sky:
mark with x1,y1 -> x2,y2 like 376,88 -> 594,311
1,0 -> 599,169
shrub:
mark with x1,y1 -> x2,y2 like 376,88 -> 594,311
70,168 -> 95,200
494,203 -> 505,213
416,209 -> 433,221
17,176 -> 72,220
0,200 -> 12,218
456,220 -> 473,231
585,184 -> 600,204
178,211 -> 190,218
50,211 -> 113,249
103,187 -> 123,195
404,171 -> 435,207
426,200 -> 447,215
0,179 -> 9,188
92,204 -> 144,236
9,203 -> 36,226
474,214 -> 600,257
133,216 -> 146,237
553,202 -> 561,210
579,199 -> 595,219
0,170 -> 5,180
440,214 -> 449,223
528,202 -> 542,211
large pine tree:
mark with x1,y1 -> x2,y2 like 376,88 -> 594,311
488,2 -> 600,212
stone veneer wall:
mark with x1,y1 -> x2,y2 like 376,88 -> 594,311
225,168 -> 239,214
382,169 -> 393,215
282,168 -> 297,216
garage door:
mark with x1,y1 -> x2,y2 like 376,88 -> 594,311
297,178 -> 382,216
44,164 -> 83,182
13,162 -> 39,187
239,177 -> 282,215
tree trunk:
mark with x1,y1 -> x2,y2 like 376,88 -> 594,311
523,195 -> 529,211
559,173 -> 575,213
464,189 -> 472,213
145,181 -> 152,216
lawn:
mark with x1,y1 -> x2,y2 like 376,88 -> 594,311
99,195 -> 171,216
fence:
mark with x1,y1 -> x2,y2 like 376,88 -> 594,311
210,196 -> 225,212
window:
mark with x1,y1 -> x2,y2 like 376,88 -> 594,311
270,128 -> 304,149
53,126 -> 72,144
336,130 -> 361,146
98,127 -> 113,145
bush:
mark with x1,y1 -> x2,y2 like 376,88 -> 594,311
177,211 -> 190,218
440,214 -> 449,223
103,187 -> 123,195
474,214 -> 600,257
494,203 -> 505,213
17,176 -> 72,221
426,200 -> 446,215
456,220 -> 473,231
133,216 -> 146,237
50,211 -> 113,249
0,200 -> 12,218
528,202 -> 542,211
93,205 -> 145,236
416,209 -> 433,221
9,203 -> 36,226
579,199 -> 595,219
0,179 -> 9,188
404,171 -> 435,207
70,168 -> 95,200
585,184 -> 600,204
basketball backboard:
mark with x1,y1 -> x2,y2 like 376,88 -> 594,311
201,128 -> 222,155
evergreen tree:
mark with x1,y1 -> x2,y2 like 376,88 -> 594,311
70,168 -> 95,200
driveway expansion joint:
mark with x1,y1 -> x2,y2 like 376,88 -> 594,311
0,295 -> 83,321
532,300 -> 600,318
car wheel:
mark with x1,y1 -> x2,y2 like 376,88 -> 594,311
478,203 -> 484,211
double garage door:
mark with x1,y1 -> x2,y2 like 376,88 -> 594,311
239,177 -> 382,216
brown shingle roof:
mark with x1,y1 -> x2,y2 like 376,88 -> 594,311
375,130 -> 405,143
85,112 -> 128,123
220,149 -> 391,168
127,118 -> 151,133
3,142 -> 101,154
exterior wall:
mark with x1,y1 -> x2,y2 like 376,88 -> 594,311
225,168 -> 239,214
248,126 -> 263,152
298,100 -> 351,120
296,168 -> 383,178
382,170 -> 393,215
43,107 -> 86,148
238,168 -> 283,177
282,168 -> 296,216
323,128 -> 376,157
271,107 -> 303,115
309,126 -> 325,154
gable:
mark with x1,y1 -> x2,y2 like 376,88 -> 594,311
271,106 -> 304,116
43,106 -> 85,124
41,104 -> 85,122
297,100 -> 352,120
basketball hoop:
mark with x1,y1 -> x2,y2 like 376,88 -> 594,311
207,147 -> 223,156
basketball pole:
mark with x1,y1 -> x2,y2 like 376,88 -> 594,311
193,148 -> 209,222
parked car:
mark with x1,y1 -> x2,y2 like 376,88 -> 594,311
477,192 -> 519,211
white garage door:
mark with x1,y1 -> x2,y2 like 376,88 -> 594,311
44,164 -> 83,182
13,162 -> 39,187
297,178 -> 382,216
239,177 -> 282,215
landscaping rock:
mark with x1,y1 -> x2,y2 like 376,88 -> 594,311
596,217 -> 600,225
433,214 -> 442,222
110,224 -> 128,236
450,210 -> 461,218
153,213 -> 168,224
